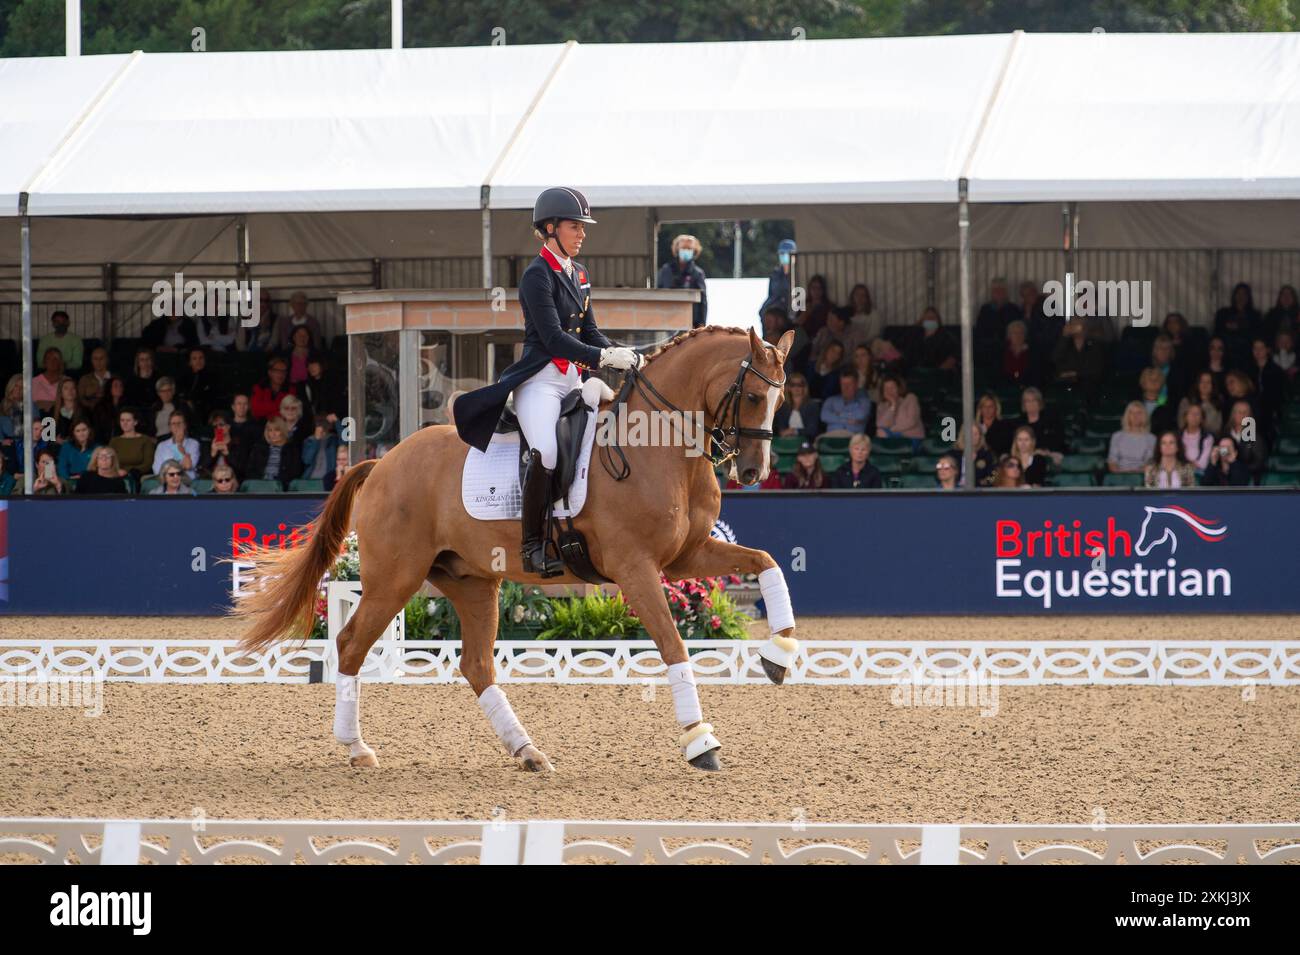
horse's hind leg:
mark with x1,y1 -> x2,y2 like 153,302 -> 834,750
334,579 -> 420,768
431,571 -> 554,773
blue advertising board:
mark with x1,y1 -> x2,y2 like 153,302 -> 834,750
0,489 -> 1295,615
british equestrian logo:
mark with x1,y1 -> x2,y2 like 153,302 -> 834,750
995,506 -> 1230,608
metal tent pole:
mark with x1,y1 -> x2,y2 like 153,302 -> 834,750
19,193 -> 34,493
958,179 -> 974,489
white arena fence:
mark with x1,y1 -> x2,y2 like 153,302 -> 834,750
1,639 -> 1298,686
1,818 -> 1297,865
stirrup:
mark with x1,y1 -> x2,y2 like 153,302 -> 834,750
522,539 -> 564,578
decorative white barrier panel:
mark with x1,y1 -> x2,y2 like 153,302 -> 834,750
2,639 -> 1299,685
1,819 -> 1297,865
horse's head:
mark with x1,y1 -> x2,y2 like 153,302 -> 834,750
712,328 -> 793,485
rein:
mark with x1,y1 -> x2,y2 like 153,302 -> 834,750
598,356 -> 785,482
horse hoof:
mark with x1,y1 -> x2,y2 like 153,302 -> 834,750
688,748 -> 723,772
517,744 -> 555,773
349,746 -> 379,769
760,656 -> 788,685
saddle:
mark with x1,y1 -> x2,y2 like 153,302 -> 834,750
495,388 -> 609,585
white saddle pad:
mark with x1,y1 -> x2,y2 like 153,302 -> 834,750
461,413 -> 598,521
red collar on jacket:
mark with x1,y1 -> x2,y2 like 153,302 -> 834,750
539,245 -> 567,271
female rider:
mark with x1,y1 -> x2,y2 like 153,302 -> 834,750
454,187 -> 643,577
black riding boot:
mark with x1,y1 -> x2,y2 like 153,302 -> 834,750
520,448 -> 563,578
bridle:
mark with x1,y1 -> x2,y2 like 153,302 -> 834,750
599,354 -> 785,481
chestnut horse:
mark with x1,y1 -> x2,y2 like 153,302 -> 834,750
234,326 -> 800,772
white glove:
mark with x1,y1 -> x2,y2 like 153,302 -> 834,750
600,346 -> 643,371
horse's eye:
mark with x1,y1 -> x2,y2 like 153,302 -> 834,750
746,393 -> 759,403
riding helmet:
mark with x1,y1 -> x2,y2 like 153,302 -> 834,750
533,187 -> 598,230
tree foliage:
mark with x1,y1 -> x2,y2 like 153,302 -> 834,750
4,0 -> 1294,59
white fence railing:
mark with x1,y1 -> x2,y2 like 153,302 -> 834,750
1,640 -> 1298,686
2,818 -> 1296,865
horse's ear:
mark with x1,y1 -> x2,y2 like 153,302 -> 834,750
747,327 -> 769,362
775,329 -> 795,360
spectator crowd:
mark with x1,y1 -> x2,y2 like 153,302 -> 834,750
0,292 -> 354,496
744,261 -> 1300,490
4,264 -> 1299,496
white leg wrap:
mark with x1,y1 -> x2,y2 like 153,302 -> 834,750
679,722 -> 722,761
758,566 -> 796,634
757,566 -> 799,670
333,673 -> 362,744
666,662 -> 703,727
477,685 -> 532,757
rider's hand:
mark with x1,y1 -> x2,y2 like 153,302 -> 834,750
600,347 -> 643,371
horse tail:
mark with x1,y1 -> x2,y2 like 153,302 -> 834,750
233,460 -> 378,653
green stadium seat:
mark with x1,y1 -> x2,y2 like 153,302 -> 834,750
872,457 -> 904,476
873,437 -> 913,456
240,479 -> 284,493
1269,455 -> 1300,473
139,475 -> 161,494
1102,472 -> 1143,487
908,456 -> 941,474
192,479 -> 213,494
1071,437 -> 1107,455
289,478 -> 325,493
1262,471 -> 1300,487
896,473 -> 938,488
815,435 -> 850,454
819,454 -> 846,473
1275,437 -> 1300,456
772,435 -> 803,456
1058,454 -> 1103,473
921,438 -> 954,456
1051,473 -> 1095,487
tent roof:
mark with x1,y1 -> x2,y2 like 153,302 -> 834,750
23,45 -> 565,216
966,32 -> 1300,201
0,53 -> 131,215
5,33 -> 1300,216
486,35 -> 1012,208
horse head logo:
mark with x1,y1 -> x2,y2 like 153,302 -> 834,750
1134,505 -> 1228,557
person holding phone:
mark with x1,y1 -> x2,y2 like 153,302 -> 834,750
31,448 -> 65,495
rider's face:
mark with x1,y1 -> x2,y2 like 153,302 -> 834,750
551,219 -> 585,253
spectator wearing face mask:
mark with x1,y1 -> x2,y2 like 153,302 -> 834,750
759,239 -> 796,322
657,235 -> 708,329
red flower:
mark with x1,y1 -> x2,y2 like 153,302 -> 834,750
710,615 -> 722,629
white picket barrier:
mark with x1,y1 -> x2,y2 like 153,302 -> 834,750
2,639 -> 1299,685
2,818 -> 1297,865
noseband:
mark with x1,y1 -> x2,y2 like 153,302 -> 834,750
599,356 -> 785,480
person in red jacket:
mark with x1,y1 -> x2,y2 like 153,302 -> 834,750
250,357 -> 297,421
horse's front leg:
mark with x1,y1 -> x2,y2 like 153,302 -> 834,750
613,569 -> 723,771
662,537 -> 798,685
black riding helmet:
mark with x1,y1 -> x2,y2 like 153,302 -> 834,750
534,186 -> 597,250
534,188 -> 596,260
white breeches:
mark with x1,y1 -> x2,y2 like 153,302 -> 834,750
513,361 -> 581,469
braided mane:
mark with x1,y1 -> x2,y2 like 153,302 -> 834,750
642,324 -> 763,366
